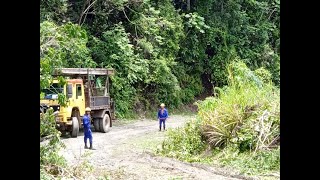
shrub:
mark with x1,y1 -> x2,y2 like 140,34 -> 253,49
158,118 -> 206,162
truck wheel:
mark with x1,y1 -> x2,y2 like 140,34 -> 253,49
99,114 -> 110,133
93,118 -> 100,132
71,117 -> 79,138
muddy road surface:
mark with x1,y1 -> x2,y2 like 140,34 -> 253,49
60,115 -> 250,180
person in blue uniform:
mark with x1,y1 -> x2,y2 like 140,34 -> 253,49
83,107 -> 94,150
157,103 -> 168,131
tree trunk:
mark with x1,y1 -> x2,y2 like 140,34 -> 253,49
187,0 -> 190,11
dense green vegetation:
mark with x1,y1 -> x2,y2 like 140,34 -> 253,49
158,60 -> 280,176
40,0 -> 280,178
41,0 -> 280,118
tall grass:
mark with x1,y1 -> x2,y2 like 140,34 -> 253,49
197,61 -> 279,152
158,60 -> 280,176
158,118 -> 207,162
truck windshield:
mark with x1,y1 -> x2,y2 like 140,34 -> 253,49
42,83 -> 64,100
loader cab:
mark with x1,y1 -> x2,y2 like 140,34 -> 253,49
42,82 -> 64,100
40,81 -> 64,113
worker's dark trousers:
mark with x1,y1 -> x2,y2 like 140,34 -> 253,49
84,128 -> 93,144
159,119 -> 166,130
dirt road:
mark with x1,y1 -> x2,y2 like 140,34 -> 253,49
60,115 -> 250,180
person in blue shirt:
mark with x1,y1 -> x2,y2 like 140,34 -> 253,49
157,103 -> 168,131
83,107 -> 94,150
